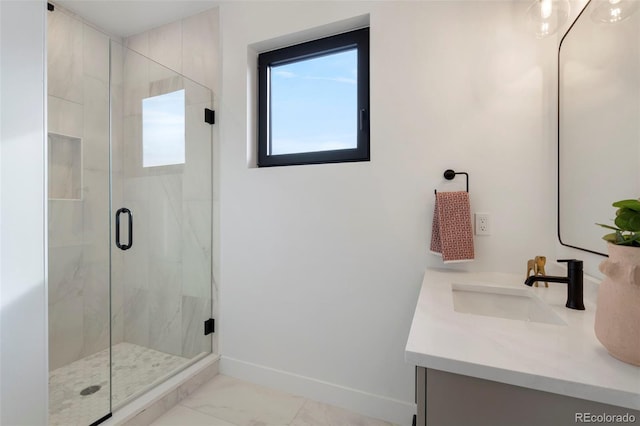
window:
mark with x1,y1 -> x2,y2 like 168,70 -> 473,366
258,28 -> 369,167
142,89 -> 185,167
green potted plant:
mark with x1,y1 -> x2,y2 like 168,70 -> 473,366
597,198 -> 640,246
594,198 -> 640,366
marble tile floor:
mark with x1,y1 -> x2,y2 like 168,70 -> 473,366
50,342 -> 190,426
150,375 -> 400,426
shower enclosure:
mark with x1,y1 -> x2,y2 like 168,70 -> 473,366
47,7 -> 214,426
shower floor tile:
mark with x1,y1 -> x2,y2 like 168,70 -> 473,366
49,342 -> 189,426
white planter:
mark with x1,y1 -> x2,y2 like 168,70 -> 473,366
594,243 -> 640,366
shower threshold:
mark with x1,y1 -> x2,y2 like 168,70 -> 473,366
49,342 -> 189,426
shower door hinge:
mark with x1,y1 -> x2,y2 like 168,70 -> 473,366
204,318 -> 215,335
204,108 -> 215,125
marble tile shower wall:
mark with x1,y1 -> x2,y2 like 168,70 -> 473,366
120,8 -> 220,359
115,49 -> 213,359
47,8 -> 125,371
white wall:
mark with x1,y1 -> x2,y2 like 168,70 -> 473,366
0,1 -> 48,424
218,1 -> 558,424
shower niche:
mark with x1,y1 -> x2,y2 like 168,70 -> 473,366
47,5 -> 214,426
48,133 -> 82,200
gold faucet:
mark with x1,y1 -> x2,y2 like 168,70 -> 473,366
526,256 -> 548,287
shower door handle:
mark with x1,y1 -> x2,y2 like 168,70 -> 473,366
115,207 -> 133,250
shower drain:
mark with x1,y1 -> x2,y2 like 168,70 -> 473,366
80,385 -> 101,396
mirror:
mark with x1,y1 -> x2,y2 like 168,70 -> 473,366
559,0 -> 640,256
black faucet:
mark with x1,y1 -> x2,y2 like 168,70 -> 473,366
524,259 -> 585,310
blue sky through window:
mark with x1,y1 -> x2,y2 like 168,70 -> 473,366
270,49 -> 358,155
142,89 -> 185,167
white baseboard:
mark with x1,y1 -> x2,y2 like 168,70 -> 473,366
219,356 -> 415,425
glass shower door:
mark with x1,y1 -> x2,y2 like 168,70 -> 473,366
47,8 -> 213,425
47,7 -> 112,426
110,41 -> 213,408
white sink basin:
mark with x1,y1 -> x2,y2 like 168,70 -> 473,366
451,283 -> 567,326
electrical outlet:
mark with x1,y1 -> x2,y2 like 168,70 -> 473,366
475,213 -> 491,235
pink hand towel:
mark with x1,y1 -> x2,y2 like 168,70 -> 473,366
430,191 -> 474,263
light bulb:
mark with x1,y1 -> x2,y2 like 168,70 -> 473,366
527,0 -> 571,38
592,0 -> 639,23
541,0 -> 553,19
610,7 -> 621,20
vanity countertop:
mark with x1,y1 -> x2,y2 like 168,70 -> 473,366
405,268 -> 640,410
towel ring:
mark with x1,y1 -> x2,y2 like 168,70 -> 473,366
434,169 -> 469,194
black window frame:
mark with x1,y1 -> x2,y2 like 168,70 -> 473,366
257,27 -> 370,167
